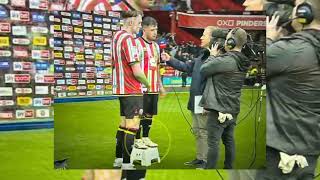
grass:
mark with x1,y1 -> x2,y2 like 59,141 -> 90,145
0,130 -> 83,180
0,96 -> 319,179
54,89 -> 266,169
0,130 -> 228,180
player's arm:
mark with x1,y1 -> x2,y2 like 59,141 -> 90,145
156,45 -> 166,95
159,79 -> 166,96
131,62 -> 150,89
157,65 -> 166,96
123,37 -> 150,89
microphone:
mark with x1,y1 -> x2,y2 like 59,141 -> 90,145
280,17 -> 299,28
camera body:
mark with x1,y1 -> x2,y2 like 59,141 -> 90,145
208,29 -> 228,50
264,0 -> 294,26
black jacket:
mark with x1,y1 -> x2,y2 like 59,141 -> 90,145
199,51 -> 250,114
166,49 -> 210,112
267,29 -> 320,155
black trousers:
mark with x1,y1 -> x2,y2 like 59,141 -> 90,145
206,110 -> 236,169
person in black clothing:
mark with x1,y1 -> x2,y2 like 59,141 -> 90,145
181,71 -> 188,87
255,0 -> 320,179
200,27 -> 250,169
161,26 -> 227,169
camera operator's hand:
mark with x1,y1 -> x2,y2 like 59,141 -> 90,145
267,13 -> 284,41
208,43 -> 220,56
161,51 -> 171,61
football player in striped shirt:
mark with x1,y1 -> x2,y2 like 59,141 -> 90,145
112,11 -> 150,170
134,16 -> 165,149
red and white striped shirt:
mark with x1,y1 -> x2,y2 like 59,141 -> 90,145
135,37 -> 161,93
77,0 -> 112,14
112,30 -> 142,95
75,0 -> 134,15
111,1 -> 132,11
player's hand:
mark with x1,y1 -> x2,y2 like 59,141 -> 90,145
146,83 -> 151,92
142,83 -> 151,93
159,86 -> 167,97
161,51 -> 171,62
267,12 -> 283,41
208,43 -> 220,56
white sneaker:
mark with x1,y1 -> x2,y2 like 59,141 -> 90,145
113,158 -> 123,168
142,137 -> 158,147
121,163 -> 136,170
134,139 -> 148,149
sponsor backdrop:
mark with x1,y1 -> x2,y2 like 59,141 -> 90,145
53,11 -> 121,98
0,0 -> 53,120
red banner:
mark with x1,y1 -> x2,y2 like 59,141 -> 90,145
177,13 -> 266,30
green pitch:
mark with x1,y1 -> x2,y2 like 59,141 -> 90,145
0,130 -> 229,180
54,89 -> 266,169
0,87 -> 320,180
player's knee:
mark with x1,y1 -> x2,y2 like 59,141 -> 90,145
125,116 -> 140,129
120,116 -> 126,127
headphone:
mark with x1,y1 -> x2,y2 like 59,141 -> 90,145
295,1 -> 314,24
226,28 -> 239,50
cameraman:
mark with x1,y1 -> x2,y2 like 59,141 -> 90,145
256,0 -> 320,179
200,27 -> 250,169
161,26 -> 227,169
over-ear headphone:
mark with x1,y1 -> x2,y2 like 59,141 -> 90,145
295,1 -> 314,24
226,28 -> 239,50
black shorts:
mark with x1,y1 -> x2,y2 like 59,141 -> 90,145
119,96 -> 143,119
143,94 -> 159,116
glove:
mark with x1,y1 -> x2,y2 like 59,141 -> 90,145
218,112 -> 233,123
278,152 -> 309,174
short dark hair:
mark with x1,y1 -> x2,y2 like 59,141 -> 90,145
121,11 -> 144,19
142,16 -> 158,27
232,28 -> 247,47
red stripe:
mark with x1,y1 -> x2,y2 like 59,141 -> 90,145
139,39 -> 149,76
118,2 -> 130,11
82,0 -> 96,12
73,0 -> 81,9
137,38 -> 160,93
82,0 -> 111,12
113,31 -> 126,94
112,31 -> 142,94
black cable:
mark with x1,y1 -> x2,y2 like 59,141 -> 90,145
216,170 -> 224,180
250,87 -> 254,107
248,96 -> 258,168
236,96 -> 260,125
249,87 -> 264,168
171,87 -> 194,134
172,85 -> 264,169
